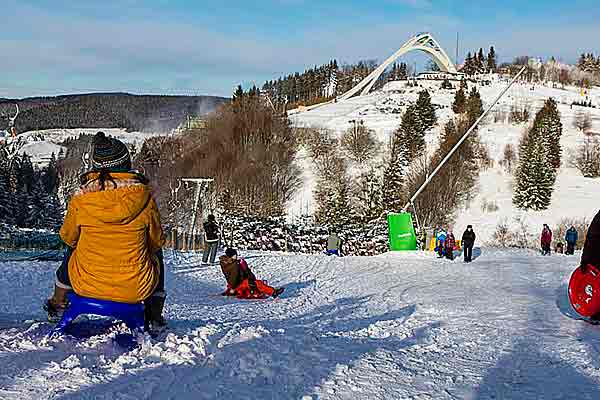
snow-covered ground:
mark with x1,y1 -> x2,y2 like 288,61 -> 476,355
291,78 -> 600,241
1,249 -> 600,399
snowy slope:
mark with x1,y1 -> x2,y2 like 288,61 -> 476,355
291,78 -> 600,241
1,249 -> 600,399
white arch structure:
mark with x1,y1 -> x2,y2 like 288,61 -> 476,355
340,32 -> 457,100
288,32 -> 457,114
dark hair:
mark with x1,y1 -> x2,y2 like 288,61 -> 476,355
208,214 -> 216,222
225,248 -> 237,257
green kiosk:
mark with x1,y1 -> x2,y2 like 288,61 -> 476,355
388,212 -> 417,251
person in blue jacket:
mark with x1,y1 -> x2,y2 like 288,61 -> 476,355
565,226 -> 578,255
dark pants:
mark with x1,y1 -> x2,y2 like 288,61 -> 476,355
203,241 -> 219,264
541,243 -> 551,255
464,244 -> 473,262
566,242 -> 576,255
445,248 -> 454,260
56,247 -> 166,298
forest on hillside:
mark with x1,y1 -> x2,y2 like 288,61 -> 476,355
0,93 -> 227,134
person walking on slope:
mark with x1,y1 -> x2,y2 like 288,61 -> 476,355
44,132 -> 167,329
202,214 -> 220,265
445,231 -> 456,260
326,231 -> 342,256
435,228 -> 447,258
541,224 -> 553,256
565,226 -> 578,255
462,225 -> 476,262
219,248 -> 284,299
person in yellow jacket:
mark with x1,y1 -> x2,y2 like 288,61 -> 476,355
44,132 -> 167,328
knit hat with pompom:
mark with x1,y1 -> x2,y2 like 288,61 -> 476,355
91,132 -> 131,171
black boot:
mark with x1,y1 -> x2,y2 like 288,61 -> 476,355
272,287 -> 285,298
145,296 -> 167,330
44,285 -> 70,323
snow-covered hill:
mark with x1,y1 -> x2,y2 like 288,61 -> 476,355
0,249 -> 598,399
291,77 -> 600,242
15,128 -> 164,167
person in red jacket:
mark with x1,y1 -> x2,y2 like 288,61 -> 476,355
219,248 -> 284,299
541,224 -> 552,256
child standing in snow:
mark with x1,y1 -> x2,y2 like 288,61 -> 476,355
435,228 -> 447,258
44,132 -> 167,328
445,231 -> 456,260
219,248 -> 284,299
326,231 -> 342,256
541,224 -> 552,256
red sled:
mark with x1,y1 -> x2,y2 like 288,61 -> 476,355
569,265 -> 600,319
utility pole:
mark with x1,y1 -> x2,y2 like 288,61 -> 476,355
181,178 -> 214,249
456,32 -> 459,66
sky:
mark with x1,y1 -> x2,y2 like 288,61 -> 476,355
1,0 -> 599,99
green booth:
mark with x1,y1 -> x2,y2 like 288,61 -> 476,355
388,212 -> 417,251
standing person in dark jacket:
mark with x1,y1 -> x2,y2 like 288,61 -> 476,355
462,225 -> 476,262
565,226 -> 578,255
202,214 -> 220,265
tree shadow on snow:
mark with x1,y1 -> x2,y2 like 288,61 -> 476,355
57,298 -> 437,400
473,338 -> 600,399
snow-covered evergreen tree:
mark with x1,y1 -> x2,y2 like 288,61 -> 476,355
513,129 -> 556,211
487,46 -> 497,72
533,98 -> 562,170
355,167 -> 383,221
381,139 -> 409,213
415,90 -> 437,134
394,105 -> 425,162
466,87 -> 484,126
452,80 -> 467,114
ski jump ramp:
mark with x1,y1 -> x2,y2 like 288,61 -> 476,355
288,32 -> 457,114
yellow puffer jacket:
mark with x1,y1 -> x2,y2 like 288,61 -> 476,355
60,172 -> 165,303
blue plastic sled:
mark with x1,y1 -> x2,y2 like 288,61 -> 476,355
52,293 -> 145,335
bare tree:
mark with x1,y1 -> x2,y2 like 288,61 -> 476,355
576,137 -> 600,177
573,111 -> 592,133
340,121 -> 379,164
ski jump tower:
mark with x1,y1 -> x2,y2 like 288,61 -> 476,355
289,32 -> 457,113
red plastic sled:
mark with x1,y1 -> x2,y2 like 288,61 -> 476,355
569,265 -> 600,318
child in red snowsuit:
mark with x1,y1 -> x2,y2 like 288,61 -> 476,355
219,248 -> 284,299
541,224 -> 552,255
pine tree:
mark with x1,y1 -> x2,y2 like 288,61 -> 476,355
45,192 -> 64,231
415,90 -> 437,133
26,180 -> 47,229
452,80 -> 468,114
463,52 -> 474,75
487,46 -> 497,72
395,105 -> 425,162
466,87 -> 484,126
532,98 -> 563,170
382,139 -> 409,213
477,48 -> 485,72
513,129 -> 556,211
355,168 -> 383,221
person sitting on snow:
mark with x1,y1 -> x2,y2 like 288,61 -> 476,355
565,226 -> 578,255
326,231 -> 342,256
541,224 -> 552,256
219,248 -> 284,299
44,132 -> 167,329
445,231 -> 456,260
